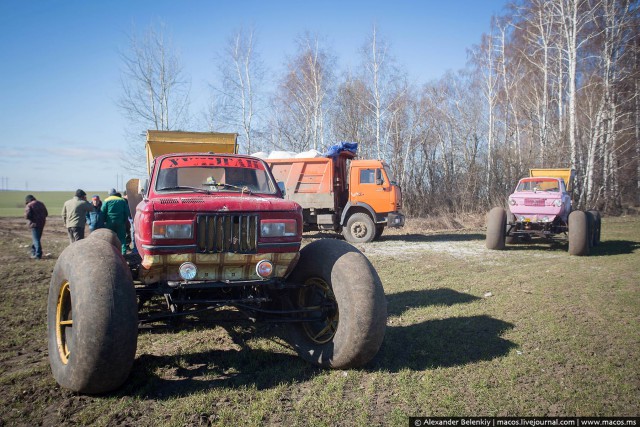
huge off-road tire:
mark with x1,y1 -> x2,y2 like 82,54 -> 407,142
343,213 -> 376,243
587,210 -> 601,246
486,207 -> 507,250
586,211 -> 595,247
47,238 -> 138,394
568,210 -> 590,256
285,239 -> 387,368
88,227 -> 122,249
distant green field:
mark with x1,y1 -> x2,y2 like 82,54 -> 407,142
0,191 -> 106,217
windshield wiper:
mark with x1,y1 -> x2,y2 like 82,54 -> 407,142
158,186 -> 210,194
203,182 -> 253,194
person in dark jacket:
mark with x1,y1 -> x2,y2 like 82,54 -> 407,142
101,189 -> 129,254
87,195 -> 105,232
24,195 -> 48,259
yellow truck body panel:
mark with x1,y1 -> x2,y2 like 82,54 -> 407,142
529,168 -> 575,191
146,130 -> 238,174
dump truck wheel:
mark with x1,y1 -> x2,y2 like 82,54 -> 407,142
568,210 -> 590,256
285,239 -> 387,368
374,225 -> 384,240
486,207 -> 506,250
343,213 -> 376,243
47,239 -> 138,394
587,210 -> 601,246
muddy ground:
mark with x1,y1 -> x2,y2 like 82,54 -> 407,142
0,215 -> 638,426
0,216 -> 454,425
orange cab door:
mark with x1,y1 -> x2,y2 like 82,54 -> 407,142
349,166 -> 391,213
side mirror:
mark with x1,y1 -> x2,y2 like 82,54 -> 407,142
277,182 -> 286,197
139,178 -> 148,195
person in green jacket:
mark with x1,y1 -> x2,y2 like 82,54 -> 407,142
101,188 -> 129,254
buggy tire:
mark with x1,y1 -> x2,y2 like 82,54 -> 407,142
505,209 -> 517,244
285,239 -> 387,368
587,210 -> 601,246
486,207 -> 506,250
47,238 -> 138,394
343,213 -> 376,243
586,211 -> 595,247
88,227 -> 122,249
568,210 -> 590,256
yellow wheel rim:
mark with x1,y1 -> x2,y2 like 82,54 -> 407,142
56,280 -> 73,364
299,278 -> 339,344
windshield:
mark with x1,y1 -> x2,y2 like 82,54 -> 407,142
516,178 -> 560,192
383,165 -> 397,186
155,155 -> 277,194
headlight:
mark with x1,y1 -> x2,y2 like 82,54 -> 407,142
152,221 -> 193,239
179,262 -> 197,280
260,219 -> 297,237
256,260 -> 274,278
509,198 -> 516,206
553,199 -> 562,207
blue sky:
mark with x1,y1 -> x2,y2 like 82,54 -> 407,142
0,0 -> 506,192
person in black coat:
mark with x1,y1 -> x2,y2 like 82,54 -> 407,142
25,195 -> 48,259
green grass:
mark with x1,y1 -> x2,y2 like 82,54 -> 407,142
0,216 -> 637,425
0,190 -> 105,217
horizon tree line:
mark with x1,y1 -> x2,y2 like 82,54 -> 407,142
118,0 -> 639,216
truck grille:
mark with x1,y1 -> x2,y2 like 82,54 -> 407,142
196,214 -> 259,254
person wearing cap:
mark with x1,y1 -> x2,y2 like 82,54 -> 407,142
101,188 -> 129,254
87,194 -> 105,232
62,189 -> 93,243
25,195 -> 48,259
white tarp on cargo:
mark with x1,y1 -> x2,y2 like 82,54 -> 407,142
251,150 -> 324,159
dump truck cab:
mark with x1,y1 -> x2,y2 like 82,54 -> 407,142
345,158 -> 404,229
267,148 -> 404,243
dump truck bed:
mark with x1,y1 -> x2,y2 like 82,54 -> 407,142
529,168 -> 575,191
267,157 -> 336,209
146,130 -> 238,174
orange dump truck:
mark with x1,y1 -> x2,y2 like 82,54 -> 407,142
267,150 -> 404,243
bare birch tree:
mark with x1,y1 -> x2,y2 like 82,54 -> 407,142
118,22 -> 191,174
515,0 -> 558,164
551,0 -> 600,173
213,27 -> 266,154
471,25 -> 499,200
269,33 -> 334,152
331,73 -> 370,144
359,25 -> 407,160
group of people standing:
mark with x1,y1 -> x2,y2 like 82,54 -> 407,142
25,188 -> 133,259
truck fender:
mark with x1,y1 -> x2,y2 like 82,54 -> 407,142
340,202 -> 377,226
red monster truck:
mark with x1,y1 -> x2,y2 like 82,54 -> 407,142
47,131 -> 387,393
